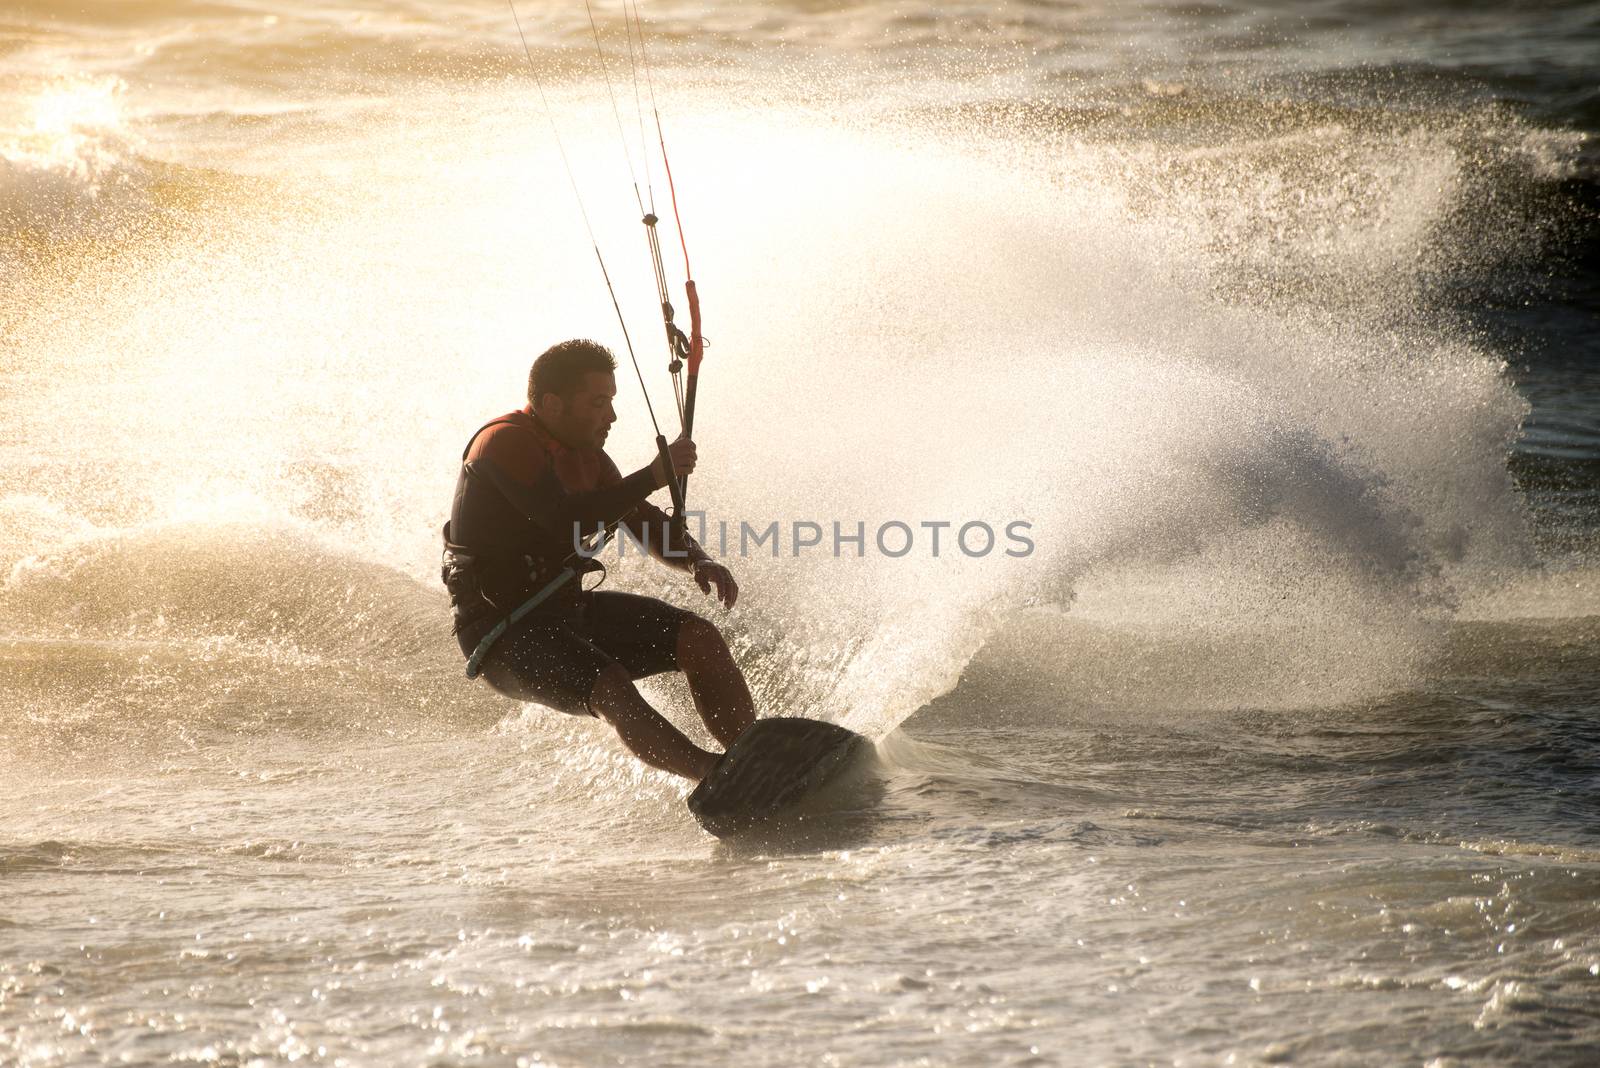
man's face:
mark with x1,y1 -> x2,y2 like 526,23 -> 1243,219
544,371 -> 618,450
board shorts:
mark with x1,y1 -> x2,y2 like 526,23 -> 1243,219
459,590 -> 695,716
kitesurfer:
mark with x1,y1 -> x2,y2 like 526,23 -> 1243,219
441,339 -> 754,781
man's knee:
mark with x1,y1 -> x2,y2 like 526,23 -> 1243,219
677,615 -> 724,660
588,664 -> 640,718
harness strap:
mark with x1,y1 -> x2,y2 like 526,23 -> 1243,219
464,565 -> 579,679
457,520 -> 617,682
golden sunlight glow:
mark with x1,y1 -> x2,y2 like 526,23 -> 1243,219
6,76 -> 129,178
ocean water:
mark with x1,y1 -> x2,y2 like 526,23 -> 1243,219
3,1 -> 1599,1064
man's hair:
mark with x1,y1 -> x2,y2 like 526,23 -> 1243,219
527,339 -> 617,407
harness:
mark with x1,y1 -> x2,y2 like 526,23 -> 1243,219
461,566 -> 580,680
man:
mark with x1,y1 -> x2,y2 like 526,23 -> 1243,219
441,338 -> 753,780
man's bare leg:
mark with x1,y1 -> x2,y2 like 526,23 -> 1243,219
676,618 -> 757,748
588,664 -> 718,780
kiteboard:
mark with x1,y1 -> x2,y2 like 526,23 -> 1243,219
687,717 -> 870,838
